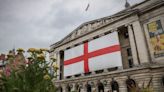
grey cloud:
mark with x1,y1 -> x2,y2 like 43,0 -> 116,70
0,0 -> 144,54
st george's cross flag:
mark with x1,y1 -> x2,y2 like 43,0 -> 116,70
64,32 -> 122,77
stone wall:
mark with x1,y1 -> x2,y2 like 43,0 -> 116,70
54,65 -> 164,92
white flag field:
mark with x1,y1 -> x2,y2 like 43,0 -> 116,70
64,32 -> 122,77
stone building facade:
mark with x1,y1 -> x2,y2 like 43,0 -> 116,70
50,0 -> 164,92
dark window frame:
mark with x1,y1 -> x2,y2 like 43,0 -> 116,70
98,82 -> 104,92
126,79 -> 136,92
128,59 -> 133,68
111,80 -> 119,92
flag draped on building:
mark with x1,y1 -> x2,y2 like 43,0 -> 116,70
64,32 -> 122,77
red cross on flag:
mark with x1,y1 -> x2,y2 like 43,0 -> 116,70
64,32 -> 122,77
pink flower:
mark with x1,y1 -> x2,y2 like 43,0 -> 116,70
5,65 -> 11,77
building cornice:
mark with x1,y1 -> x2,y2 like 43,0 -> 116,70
54,64 -> 164,84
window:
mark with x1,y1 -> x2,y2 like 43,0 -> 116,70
127,48 -> 133,68
127,48 -> 132,56
104,31 -> 111,35
58,86 -> 63,92
59,51 -> 64,80
75,74 -> 81,77
95,70 -> 104,74
84,72 -> 92,76
59,64 -> 63,80
162,76 -> 164,86
128,59 -> 133,68
124,31 -> 129,38
86,83 -> 92,92
93,35 -> 99,39
111,80 -> 119,92
75,84 -> 81,92
126,79 -> 136,92
66,85 -> 71,92
66,76 -> 71,79
98,82 -> 104,92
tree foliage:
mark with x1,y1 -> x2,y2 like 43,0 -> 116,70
0,48 -> 58,92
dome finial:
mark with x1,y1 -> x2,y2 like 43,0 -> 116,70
125,0 -> 130,8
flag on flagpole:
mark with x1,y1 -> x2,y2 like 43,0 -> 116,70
85,3 -> 90,11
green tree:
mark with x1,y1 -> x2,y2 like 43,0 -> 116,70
0,48 -> 58,92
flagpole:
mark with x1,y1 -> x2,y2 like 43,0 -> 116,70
85,0 -> 91,11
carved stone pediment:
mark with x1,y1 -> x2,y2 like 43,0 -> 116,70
53,9 -> 137,47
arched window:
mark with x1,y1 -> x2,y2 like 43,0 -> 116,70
58,86 -> 63,92
86,82 -> 92,92
162,76 -> 164,86
98,82 -> 104,92
75,84 -> 81,92
126,79 -> 136,92
111,80 -> 119,92
66,84 -> 71,92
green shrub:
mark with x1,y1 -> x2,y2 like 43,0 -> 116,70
0,48 -> 58,92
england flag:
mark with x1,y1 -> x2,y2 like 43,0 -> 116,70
64,32 -> 122,77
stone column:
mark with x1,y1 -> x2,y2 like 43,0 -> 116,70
93,81 -> 98,92
56,51 -> 60,80
127,24 -> 139,66
115,76 -> 127,92
72,83 -> 76,92
151,73 -> 163,92
81,82 -> 85,92
131,21 -> 149,64
106,78 -> 112,92
62,84 -> 67,92
58,50 -> 64,80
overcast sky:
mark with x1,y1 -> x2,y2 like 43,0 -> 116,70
0,0 -> 144,54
